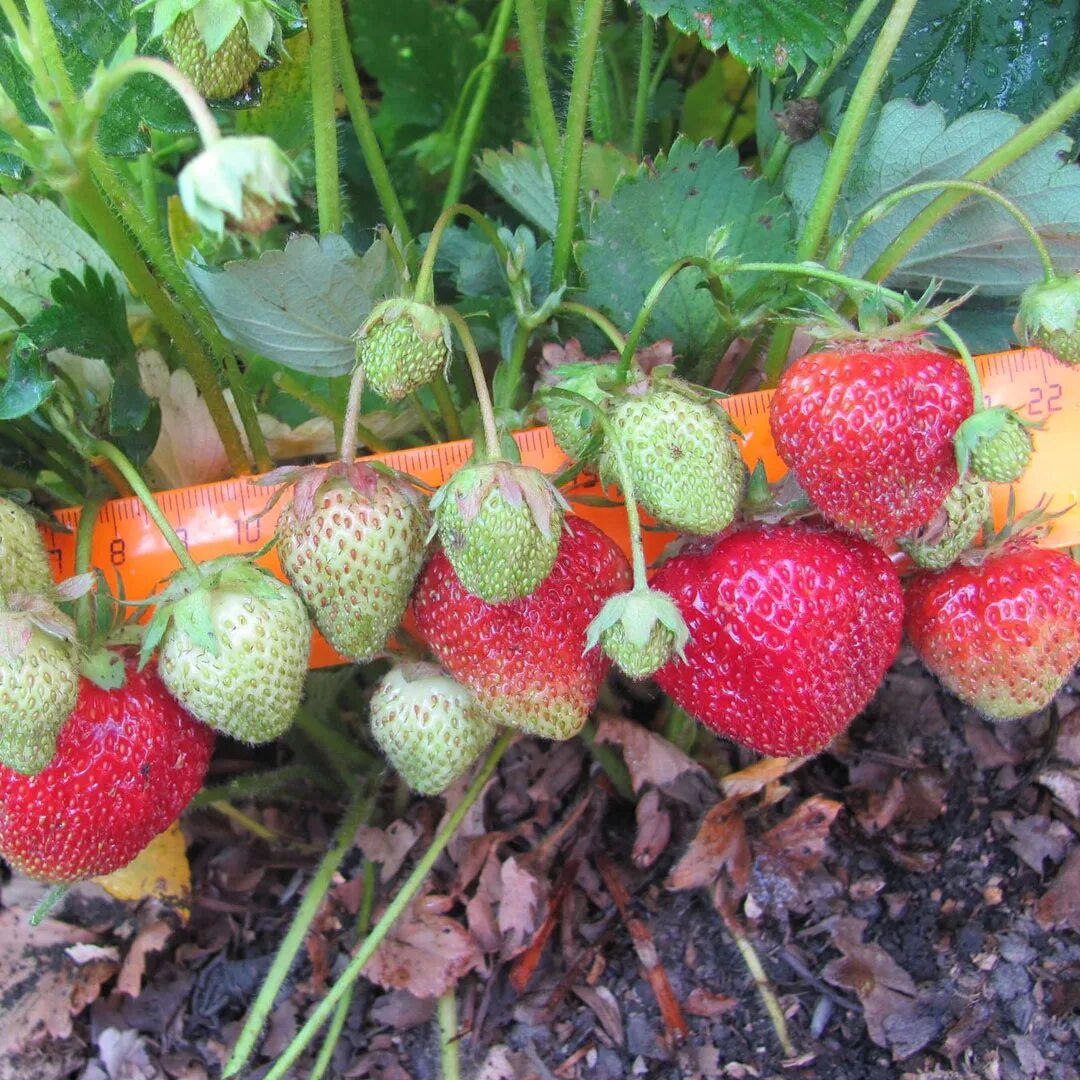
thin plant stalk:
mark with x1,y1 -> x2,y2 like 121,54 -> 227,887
308,0 -> 344,237
501,321 -> 533,410
551,0 -> 606,289
442,0 -> 516,213
764,0 -> 919,382
22,0 -> 76,110
863,77 -> 1080,286
442,308 -> 501,458
830,179 -> 1057,282
309,862 -> 377,1080
515,0 -> 563,177
225,789 -> 374,1077
431,375 -> 466,442
618,256 -> 703,377
762,0 -> 885,182
630,13 -> 654,158
261,730 -> 514,1080
340,367 -> 366,464
330,0 -> 412,244
438,990 -> 462,1080
66,177 -> 251,474
414,203 -> 512,303
73,494 -> 105,643
557,301 -> 627,352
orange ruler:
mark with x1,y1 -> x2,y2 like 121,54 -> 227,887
40,348 -> 1080,669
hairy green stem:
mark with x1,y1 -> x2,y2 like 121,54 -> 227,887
225,790 -> 373,1077
88,158 -> 271,470
442,0 -> 516,212
618,256 -> 705,377
438,991 -> 462,1080
309,861 -> 377,1080
87,57 -> 221,148
863,77 -> 1080,286
501,320 -> 533,410
410,392 -> 443,445
557,301 -> 627,352
73,494 -> 105,644
309,0 -> 343,236
22,0 -> 76,112
765,0 -> 918,381
515,0 -> 563,178
551,0 -> 606,289
67,177 -> 250,474
263,730 -> 513,1080
762,0 -> 884,182
630,13 -> 654,158
432,375 -> 466,441
190,764 -> 324,807
89,440 -> 201,575
331,0 -> 412,244
340,366 -> 366,463
830,178 -> 1057,282
647,30 -> 678,101
443,308 -> 501,457
414,203 -> 511,303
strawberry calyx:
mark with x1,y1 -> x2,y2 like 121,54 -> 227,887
896,476 -> 990,571
1014,273 -> 1080,364
140,0 -> 298,59
583,584 -> 689,680
0,593 -> 77,662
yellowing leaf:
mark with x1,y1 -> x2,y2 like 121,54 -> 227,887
95,823 -> 191,919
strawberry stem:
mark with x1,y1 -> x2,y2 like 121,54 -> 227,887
442,308 -> 502,459
339,366 -> 366,464
630,13 -> 654,161
828,179 -> 1057,284
254,729 -> 515,1080
414,204 -> 511,304
309,0 -> 344,237
514,0 -> 563,178
89,440 -> 203,577
438,989 -> 462,1080
225,787 -> 375,1077
73,494 -> 105,645
30,884 -> 71,927
85,58 -> 223,148
557,302 -> 629,354
330,0 -> 413,245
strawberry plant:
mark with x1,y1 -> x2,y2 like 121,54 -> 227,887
0,0 -> 1078,1073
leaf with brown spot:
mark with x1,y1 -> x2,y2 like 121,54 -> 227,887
498,856 -> 545,960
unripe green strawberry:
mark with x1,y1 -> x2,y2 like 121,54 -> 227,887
897,477 -> 989,570
600,381 -> 745,536
272,463 -> 429,663
0,599 -> 79,775
543,362 -> 616,464
369,662 -> 497,794
164,12 -> 261,100
147,558 -> 311,743
969,411 -> 1033,483
0,496 -> 55,597
355,299 -> 453,401
1014,274 -> 1080,364
584,586 -> 689,680
432,460 -> 568,603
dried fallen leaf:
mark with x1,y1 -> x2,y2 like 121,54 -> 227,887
96,1027 -> 157,1080
116,916 -> 172,998
0,910 -> 114,1055
572,984 -> 624,1046
720,757 -> 807,799
999,813 -> 1072,874
822,916 -> 937,1060
684,988 -> 738,1018
363,894 -> 482,998
356,821 -> 419,883
632,788 -> 671,869
1035,847 -> 1080,933
594,714 -> 707,794
1036,767 -> 1080,817
498,856 -> 545,960
95,823 -> 191,918
370,989 -> 436,1029
667,798 -> 750,902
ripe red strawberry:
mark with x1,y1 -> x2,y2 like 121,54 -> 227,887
769,342 -> 973,543
904,544 -> 1080,721
412,517 -> 632,740
0,655 -> 215,883
652,523 -> 904,756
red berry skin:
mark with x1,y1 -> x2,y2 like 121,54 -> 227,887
0,656 -> 215,883
905,546 -> 1080,721
413,517 -> 632,740
652,523 -> 904,756
770,344 -> 973,544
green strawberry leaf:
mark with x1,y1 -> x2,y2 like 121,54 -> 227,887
783,98 -> 1080,296
187,232 -> 402,376
0,195 -> 124,340
0,336 -> 56,420
638,0 -> 845,78
830,0 -> 1080,139
578,138 -> 794,365
477,145 -> 557,236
